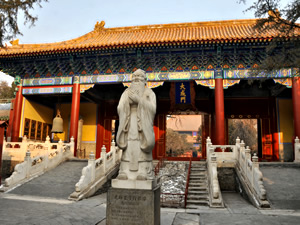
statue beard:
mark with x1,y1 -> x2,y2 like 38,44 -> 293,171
129,81 -> 145,96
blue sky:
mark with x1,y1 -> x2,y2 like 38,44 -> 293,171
0,0 -> 292,84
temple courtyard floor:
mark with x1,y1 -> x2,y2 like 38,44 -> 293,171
0,162 -> 299,225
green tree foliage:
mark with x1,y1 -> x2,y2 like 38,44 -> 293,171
228,119 -> 258,151
165,128 -> 193,157
0,80 -> 15,98
240,0 -> 300,73
0,0 -> 48,46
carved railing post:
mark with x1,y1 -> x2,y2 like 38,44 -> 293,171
235,137 -> 240,160
89,151 -> 96,181
295,136 -> 300,162
70,136 -> 75,155
58,139 -> 63,162
101,145 -> 107,174
252,153 -> 259,186
210,153 -> 219,199
206,137 -> 212,158
245,146 -> 251,174
21,135 -> 28,156
25,150 -> 31,178
111,140 -> 116,165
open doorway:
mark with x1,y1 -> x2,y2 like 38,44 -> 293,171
228,119 -> 258,154
166,115 -> 202,158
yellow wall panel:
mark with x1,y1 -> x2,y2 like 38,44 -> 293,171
278,99 -> 293,143
54,102 -> 97,142
21,98 -> 53,136
80,103 -> 97,142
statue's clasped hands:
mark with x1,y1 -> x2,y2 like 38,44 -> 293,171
128,89 -> 140,104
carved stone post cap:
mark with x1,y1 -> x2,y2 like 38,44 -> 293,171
252,153 -> 258,162
236,136 -> 240,143
206,136 -> 211,143
59,139 -> 63,144
70,136 -> 74,142
101,145 -> 106,152
46,136 -> 50,141
295,136 -> 299,143
22,136 -> 27,142
26,150 -> 31,157
89,151 -> 95,160
245,146 -> 251,153
111,140 -> 116,146
240,140 -> 245,147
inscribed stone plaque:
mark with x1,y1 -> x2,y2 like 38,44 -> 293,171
106,187 -> 160,225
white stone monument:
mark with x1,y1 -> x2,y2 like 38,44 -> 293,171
107,69 -> 160,225
112,68 -> 157,190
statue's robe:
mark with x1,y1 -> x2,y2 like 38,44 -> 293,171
116,86 -> 156,171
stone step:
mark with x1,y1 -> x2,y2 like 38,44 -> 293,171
188,186 -> 208,191
186,203 -> 209,209
188,190 -> 208,195
190,174 -> 207,177
191,168 -> 205,172
187,195 -> 209,200
186,199 -> 209,205
189,181 -> 207,187
189,176 -> 207,180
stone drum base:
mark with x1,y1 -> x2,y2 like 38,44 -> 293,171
106,186 -> 160,225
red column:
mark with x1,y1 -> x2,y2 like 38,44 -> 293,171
292,77 -> 300,139
69,76 -> 80,157
215,78 -> 225,145
11,83 -> 23,142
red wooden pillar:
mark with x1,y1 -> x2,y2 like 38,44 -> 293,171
153,114 -> 166,160
292,77 -> 300,139
96,102 -> 112,158
11,83 -> 23,142
215,78 -> 225,145
69,76 -> 80,157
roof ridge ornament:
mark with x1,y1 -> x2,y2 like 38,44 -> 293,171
10,39 -> 19,46
94,20 -> 106,32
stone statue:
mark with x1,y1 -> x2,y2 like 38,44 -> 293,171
116,69 -> 156,181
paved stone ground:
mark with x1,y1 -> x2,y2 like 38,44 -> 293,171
0,162 -> 299,224
8,161 -> 87,199
260,163 -> 300,210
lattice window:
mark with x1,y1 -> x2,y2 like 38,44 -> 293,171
24,118 -> 30,137
30,120 -> 36,139
36,121 -> 42,140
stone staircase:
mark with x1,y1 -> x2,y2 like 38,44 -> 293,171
186,161 -> 209,208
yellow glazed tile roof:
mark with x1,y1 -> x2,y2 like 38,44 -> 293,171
0,19 -> 299,56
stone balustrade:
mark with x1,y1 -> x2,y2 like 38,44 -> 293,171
206,137 -> 223,207
206,136 -> 269,208
0,137 -> 75,192
295,137 -> 300,162
69,140 -> 122,201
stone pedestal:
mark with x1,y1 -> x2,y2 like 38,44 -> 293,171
106,186 -> 160,225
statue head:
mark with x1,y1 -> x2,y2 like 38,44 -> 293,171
132,69 -> 146,84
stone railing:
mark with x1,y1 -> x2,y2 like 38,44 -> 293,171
206,137 -> 269,208
294,137 -> 300,162
0,137 -> 75,192
69,140 -> 122,201
206,137 -> 224,207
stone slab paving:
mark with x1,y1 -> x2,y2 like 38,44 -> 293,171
8,161 -> 87,199
260,163 -> 300,209
0,163 -> 300,224
1,191 -> 300,225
